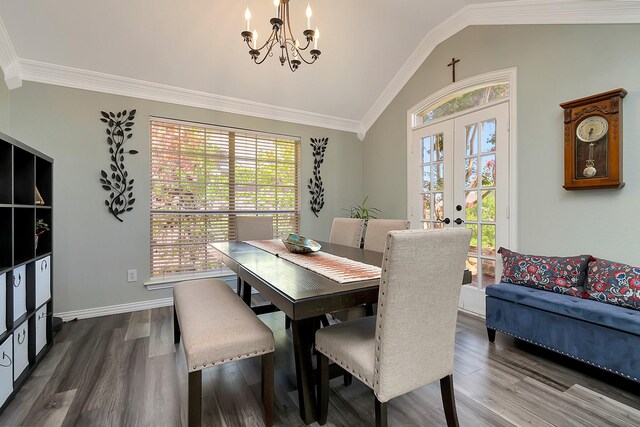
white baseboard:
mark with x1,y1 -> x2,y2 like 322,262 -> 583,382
458,306 -> 486,320
54,297 -> 174,322
54,295 -> 485,323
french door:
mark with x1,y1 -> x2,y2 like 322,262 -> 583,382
409,102 -> 510,315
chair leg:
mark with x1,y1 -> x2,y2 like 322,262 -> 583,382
261,353 -> 274,427
365,303 -> 374,317
487,327 -> 496,342
343,372 -> 353,386
188,371 -> 202,427
173,306 -> 181,344
440,374 -> 460,427
285,316 -> 291,330
317,352 -> 330,425
319,314 -> 330,328
236,276 -> 242,295
375,397 -> 388,427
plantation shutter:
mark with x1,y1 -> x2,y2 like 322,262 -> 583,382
150,119 -> 300,279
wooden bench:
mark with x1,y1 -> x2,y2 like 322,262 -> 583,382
173,278 -> 275,427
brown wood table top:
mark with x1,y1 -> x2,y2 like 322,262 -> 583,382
211,240 -> 383,320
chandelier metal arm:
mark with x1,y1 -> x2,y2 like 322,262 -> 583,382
253,46 -> 273,65
254,38 -> 279,65
297,51 -> 318,65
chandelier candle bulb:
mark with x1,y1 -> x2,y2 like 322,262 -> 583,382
274,0 -> 279,17
245,7 -> 251,31
306,4 -> 312,29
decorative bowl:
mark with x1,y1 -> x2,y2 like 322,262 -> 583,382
282,234 -> 321,254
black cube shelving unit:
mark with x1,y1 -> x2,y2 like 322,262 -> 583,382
0,131 -> 53,413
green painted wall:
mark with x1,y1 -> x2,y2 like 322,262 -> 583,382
0,82 -> 364,313
363,24 -> 640,264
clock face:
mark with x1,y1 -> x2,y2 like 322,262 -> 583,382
576,115 -> 608,142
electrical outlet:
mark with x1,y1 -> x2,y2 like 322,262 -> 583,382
127,269 -> 137,283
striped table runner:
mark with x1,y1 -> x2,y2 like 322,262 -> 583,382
246,240 -> 381,284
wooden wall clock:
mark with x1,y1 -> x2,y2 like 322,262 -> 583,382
560,88 -> 626,190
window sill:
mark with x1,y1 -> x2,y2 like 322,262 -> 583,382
144,269 -> 236,290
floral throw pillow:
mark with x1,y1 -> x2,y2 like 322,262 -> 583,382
586,258 -> 640,311
498,248 -> 590,297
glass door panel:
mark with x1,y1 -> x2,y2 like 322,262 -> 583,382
454,102 -> 509,292
410,120 -> 454,230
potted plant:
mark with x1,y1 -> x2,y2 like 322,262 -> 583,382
36,219 -> 50,249
344,195 -> 381,220
344,196 -> 381,246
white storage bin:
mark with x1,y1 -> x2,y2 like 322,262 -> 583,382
0,337 -> 12,406
13,322 -> 28,381
0,273 -> 6,335
12,265 -> 26,321
35,306 -> 48,355
35,256 -> 51,308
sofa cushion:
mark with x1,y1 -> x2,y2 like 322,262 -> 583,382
486,283 -> 640,335
586,258 -> 640,311
498,248 -> 589,297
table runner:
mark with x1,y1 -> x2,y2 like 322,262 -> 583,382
246,240 -> 381,284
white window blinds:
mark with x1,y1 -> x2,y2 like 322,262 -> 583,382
150,119 -> 300,279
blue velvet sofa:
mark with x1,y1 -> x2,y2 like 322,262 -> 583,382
486,283 -> 640,382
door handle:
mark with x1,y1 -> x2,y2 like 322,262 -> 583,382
454,218 -> 465,225
13,273 -> 22,288
437,218 -> 451,225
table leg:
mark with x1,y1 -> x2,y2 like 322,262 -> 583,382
241,280 -> 252,307
291,317 -> 318,424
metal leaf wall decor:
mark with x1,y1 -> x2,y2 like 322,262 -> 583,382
98,109 -> 138,222
308,137 -> 327,217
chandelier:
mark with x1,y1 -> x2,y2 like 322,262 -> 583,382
241,0 -> 321,71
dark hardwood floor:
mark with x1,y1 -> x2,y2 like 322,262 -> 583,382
0,306 -> 638,426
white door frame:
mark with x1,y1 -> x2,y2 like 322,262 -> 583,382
406,68 -> 518,317
407,67 -> 518,251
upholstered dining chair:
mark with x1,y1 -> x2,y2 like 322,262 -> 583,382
363,219 -> 410,252
329,218 -> 365,248
236,215 -> 274,242
316,228 -> 472,427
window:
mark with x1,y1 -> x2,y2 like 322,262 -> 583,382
150,119 -> 300,279
414,82 -> 509,126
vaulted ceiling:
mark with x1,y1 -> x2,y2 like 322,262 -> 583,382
0,1 -> 638,137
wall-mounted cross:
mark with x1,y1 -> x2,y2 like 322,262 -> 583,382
447,57 -> 460,83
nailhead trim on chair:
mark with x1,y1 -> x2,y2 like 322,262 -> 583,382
373,237 -> 393,388
487,325 -> 638,381
190,347 -> 275,372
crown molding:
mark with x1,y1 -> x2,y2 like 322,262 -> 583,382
360,0 -> 640,137
17,58 -> 362,135
0,15 -> 21,89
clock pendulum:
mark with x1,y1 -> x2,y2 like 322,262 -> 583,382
584,142 -> 597,177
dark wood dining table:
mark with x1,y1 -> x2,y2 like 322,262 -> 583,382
211,240 -> 471,425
